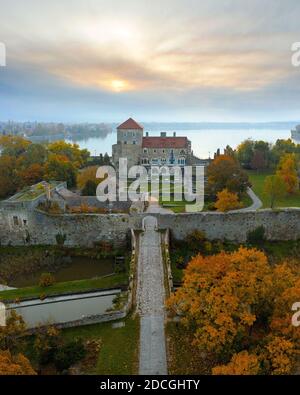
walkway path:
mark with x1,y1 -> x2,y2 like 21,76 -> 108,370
137,216 -> 167,375
232,187 -> 263,212
146,195 -> 174,215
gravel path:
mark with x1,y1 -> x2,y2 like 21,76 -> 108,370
137,216 -> 167,375
231,187 -> 263,212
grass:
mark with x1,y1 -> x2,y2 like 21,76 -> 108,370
170,239 -> 300,283
62,316 -> 139,375
0,273 -> 128,302
248,170 -> 300,208
167,320 -> 215,374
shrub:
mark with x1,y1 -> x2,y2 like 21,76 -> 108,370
185,230 -> 207,252
55,232 -> 66,246
53,339 -> 86,372
247,226 -> 266,245
39,272 -> 55,288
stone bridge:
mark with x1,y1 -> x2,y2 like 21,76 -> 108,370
136,216 -> 168,375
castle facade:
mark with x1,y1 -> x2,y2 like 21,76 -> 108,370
112,118 -> 192,168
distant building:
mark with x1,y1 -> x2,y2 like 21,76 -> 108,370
291,124 -> 300,140
112,118 -> 193,168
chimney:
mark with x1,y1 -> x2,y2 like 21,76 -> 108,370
161,132 -> 166,137
173,132 -> 176,137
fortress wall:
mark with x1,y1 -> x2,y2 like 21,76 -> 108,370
0,209 -> 141,247
156,209 -> 300,242
0,208 -> 300,247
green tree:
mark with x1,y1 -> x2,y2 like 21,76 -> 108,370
263,175 -> 287,208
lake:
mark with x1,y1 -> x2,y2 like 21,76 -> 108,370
67,128 -> 293,158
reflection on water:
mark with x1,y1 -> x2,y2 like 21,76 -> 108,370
7,290 -> 120,328
10,257 -> 114,288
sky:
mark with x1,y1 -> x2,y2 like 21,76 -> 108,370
0,0 -> 300,123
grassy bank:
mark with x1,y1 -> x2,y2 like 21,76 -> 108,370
248,170 -> 300,208
62,316 -> 139,374
167,320 -> 215,374
170,238 -> 300,283
0,273 -> 128,302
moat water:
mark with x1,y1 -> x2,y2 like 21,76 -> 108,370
10,257 -> 114,288
6,289 -> 120,328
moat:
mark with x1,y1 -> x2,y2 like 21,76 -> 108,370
9,256 -> 115,288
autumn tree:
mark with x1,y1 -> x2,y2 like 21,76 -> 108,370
0,350 -> 36,375
0,310 -> 26,352
18,143 -> 48,167
264,336 -> 294,375
207,155 -> 250,197
263,174 -> 287,208
48,141 -> 89,168
276,153 -> 299,194
167,247 -> 272,357
44,154 -> 77,187
212,351 -> 260,375
0,155 -> 19,198
214,188 -> 242,212
0,135 -> 30,157
18,163 -> 44,187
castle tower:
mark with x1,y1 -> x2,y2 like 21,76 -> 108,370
112,118 -> 144,168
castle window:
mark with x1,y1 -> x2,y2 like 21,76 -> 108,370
13,216 -> 19,226
143,148 -> 148,154
23,219 -> 27,226
133,141 -> 136,145
124,141 -> 127,144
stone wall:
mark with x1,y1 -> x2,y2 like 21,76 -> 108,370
1,208 -> 300,247
0,208 -> 141,247
155,209 -> 300,242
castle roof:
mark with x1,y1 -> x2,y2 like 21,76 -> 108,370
117,118 -> 143,130
142,136 -> 188,149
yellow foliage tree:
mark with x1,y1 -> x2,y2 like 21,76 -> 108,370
77,166 -> 103,190
276,153 -> 299,194
0,350 -> 36,375
264,336 -> 294,375
212,351 -> 260,375
214,188 -> 242,212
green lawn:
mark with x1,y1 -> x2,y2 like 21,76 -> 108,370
0,273 -> 128,302
62,316 -> 139,375
248,170 -> 300,208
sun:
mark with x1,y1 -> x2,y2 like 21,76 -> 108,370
111,79 -> 128,92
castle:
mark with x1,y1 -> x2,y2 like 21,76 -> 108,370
112,118 -> 192,168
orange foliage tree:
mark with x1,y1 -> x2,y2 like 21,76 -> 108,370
207,154 -> 250,196
214,188 -> 242,212
167,247 -> 272,356
167,248 -> 300,375
0,350 -> 36,375
212,351 -> 260,375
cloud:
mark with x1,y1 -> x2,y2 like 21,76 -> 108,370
0,0 -> 300,121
